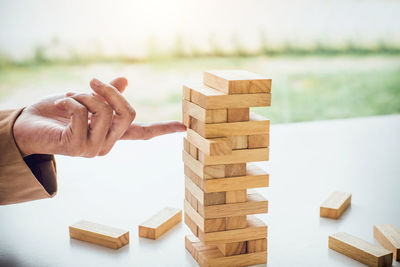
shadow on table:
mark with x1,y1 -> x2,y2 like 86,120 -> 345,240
69,238 -> 130,255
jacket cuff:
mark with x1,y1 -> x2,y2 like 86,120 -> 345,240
0,108 -> 57,205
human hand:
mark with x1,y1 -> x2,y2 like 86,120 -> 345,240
13,77 -> 186,157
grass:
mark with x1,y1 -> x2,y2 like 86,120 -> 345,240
0,55 -> 399,123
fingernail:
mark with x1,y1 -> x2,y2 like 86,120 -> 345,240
66,91 -> 77,97
92,78 -> 102,87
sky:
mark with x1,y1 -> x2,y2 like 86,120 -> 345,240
0,0 -> 399,60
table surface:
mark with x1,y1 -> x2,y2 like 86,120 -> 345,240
1,115 -> 400,267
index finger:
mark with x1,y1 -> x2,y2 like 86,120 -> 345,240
120,121 -> 186,140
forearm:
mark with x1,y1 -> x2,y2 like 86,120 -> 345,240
0,109 -> 57,205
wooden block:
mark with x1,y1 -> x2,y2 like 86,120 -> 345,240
203,164 -> 269,193
198,147 -> 269,165
186,131 -> 232,156
183,85 -> 191,100
226,216 -> 247,230
185,176 -> 226,206
183,99 -> 227,123
217,241 -> 247,256
184,165 -> 204,188
320,191 -> 351,219
190,113 -> 269,138
247,238 -> 267,253
184,200 -> 226,233
185,188 -> 198,211
227,108 -> 250,122
185,213 -> 198,237
228,136 -> 248,149
182,150 -> 225,179
183,136 -> 190,153
185,83 -> 271,109
185,235 -> 267,267
374,224 -> 400,261
69,220 -> 129,249
198,193 -> 268,219
329,232 -> 393,267
225,163 -> 247,177
226,190 -> 247,203
189,143 -> 198,160
204,70 -> 272,94
248,134 -> 269,148
139,207 -> 182,239
198,215 -> 267,245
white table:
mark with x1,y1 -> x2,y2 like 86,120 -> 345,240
1,115 -> 399,267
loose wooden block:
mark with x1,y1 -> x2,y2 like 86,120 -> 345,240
248,134 -> 269,148
182,150 -> 225,179
329,232 -> 393,267
203,70 -> 272,94
198,193 -> 268,219
185,213 -> 199,237
374,224 -> 400,261
190,113 -> 269,138
217,241 -> 247,256
225,163 -> 247,177
198,215 -> 268,245
226,216 -> 247,230
185,83 -> 271,109
185,176 -> 226,206
184,200 -> 226,233
139,207 -> 182,239
228,136 -> 248,150
198,147 -> 269,165
183,99 -> 227,123
320,191 -> 352,219
185,235 -> 268,267
203,164 -> 269,193
226,190 -> 247,203
227,108 -> 250,122
247,238 -> 267,253
69,220 -> 129,249
186,131 -> 232,156
189,143 -> 198,160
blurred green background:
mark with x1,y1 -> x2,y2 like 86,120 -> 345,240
0,0 -> 399,123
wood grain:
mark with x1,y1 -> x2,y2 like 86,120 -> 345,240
139,207 -> 182,239
203,70 -> 272,94
247,238 -> 267,253
184,200 -> 226,233
69,220 -> 129,249
320,191 -> 351,219
374,224 -> 400,261
202,164 -> 269,193
198,215 -> 267,245
227,108 -> 250,122
225,163 -> 247,177
184,83 -> 271,109
198,147 -> 269,165
228,136 -> 248,150
185,176 -> 226,206
217,241 -> 247,256
183,99 -> 227,123
186,131 -> 232,156
198,193 -> 268,219
329,232 -> 393,267
248,134 -> 269,148
182,150 -> 225,179
190,114 -> 269,138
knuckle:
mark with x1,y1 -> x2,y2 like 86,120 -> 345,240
125,105 -> 136,121
100,104 -> 113,117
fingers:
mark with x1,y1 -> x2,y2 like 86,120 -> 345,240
90,78 -> 136,154
120,121 -> 186,140
92,77 -> 128,102
54,97 -> 88,155
69,93 -> 113,157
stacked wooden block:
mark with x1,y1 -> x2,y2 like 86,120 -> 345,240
182,70 -> 271,267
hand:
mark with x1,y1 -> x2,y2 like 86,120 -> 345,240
13,77 -> 186,157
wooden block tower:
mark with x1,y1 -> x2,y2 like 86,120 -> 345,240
182,70 -> 271,267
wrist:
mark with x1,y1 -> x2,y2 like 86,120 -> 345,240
13,109 -> 29,157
